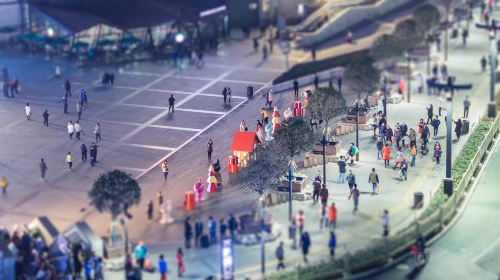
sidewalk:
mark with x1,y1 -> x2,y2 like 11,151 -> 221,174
103,7 -> 495,280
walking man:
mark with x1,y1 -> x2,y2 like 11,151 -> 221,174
426,104 -> 433,124
222,87 -> 228,104
80,143 -> 87,161
161,160 -> 169,181
158,254 -> 168,280
276,242 -> 285,271
208,216 -> 217,244
207,139 -> 214,162
348,184 -> 360,214
25,103 -> 31,120
63,95 -> 68,114
481,55 -> 487,73
184,217 -> 193,248
76,101 -> 82,120
368,168 -> 379,194
42,110 -> 49,126
39,158 -> 48,180
346,170 -> 356,190
337,156 -> 346,183
463,96 -> 471,118
168,94 -> 175,113
195,218 -> 203,247
94,122 -> 101,142
293,78 -> 299,99
431,116 -> 440,137
320,184 -> 329,207
147,200 -> 154,221
64,79 -> 71,97
66,152 -> 73,171
67,121 -> 75,140
74,121 -> 82,140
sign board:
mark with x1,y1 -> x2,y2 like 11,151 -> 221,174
221,238 -> 234,280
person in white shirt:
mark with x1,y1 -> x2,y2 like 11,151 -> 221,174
25,103 -> 31,120
67,121 -> 75,140
74,121 -> 82,140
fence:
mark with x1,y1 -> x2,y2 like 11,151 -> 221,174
267,113 -> 499,280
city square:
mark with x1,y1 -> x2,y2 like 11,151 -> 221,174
0,0 -> 500,280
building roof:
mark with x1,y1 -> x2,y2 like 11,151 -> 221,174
28,0 -> 227,33
231,131 -> 261,152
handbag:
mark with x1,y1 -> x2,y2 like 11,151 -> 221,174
377,184 -> 381,193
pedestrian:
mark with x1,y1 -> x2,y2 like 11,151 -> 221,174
319,184 -> 329,207
66,152 -> 73,171
382,144 -> 391,168
422,125 -> 430,146
349,143 -> 358,164
147,200 -> 154,221
158,254 -> 168,280
349,184 -> 360,213
289,216 -> 297,249
293,79 -> 299,99
168,94 -> 175,113
311,48 -> 316,61
239,120 -> 248,132
253,38 -> 259,52
376,136 -> 384,159
262,44 -> 268,60
184,217 -> 192,248
434,141 -> 442,164
94,123 -> 101,142
261,108 -> 269,124
0,176 -> 9,194
440,63 -> 448,81
346,170 -> 356,190
329,231 -> 336,257
94,257 -> 104,280
399,159 -> 408,181
431,116 -> 440,137
89,142 -> 98,167
426,104 -> 434,124
337,156 -> 346,183
325,203 -> 337,230
461,27 -> 468,47
381,209 -> 389,237
228,214 -> 238,238
76,101 -> 82,120
134,241 -> 148,269
410,144 -> 417,167
207,139 -> 213,162
300,231 -> 311,263
8,78 -> 17,97
319,205 -> 327,230
208,216 -> 217,244
312,178 -> 321,204
23,102 -> 32,121
463,96 -> 471,118
275,242 -> 285,271
63,95 -> 68,114
454,119 -> 463,140
222,87 -> 228,104
227,86 -> 232,104
368,168 -> 379,194
39,158 -> 48,180
297,210 -> 305,236
64,79 -> 71,97
393,147 -> 403,169
74,121 -> 82,140
409,128 -> 417,148
265,89 -> 273,108
82,90 -> 88,108
481,55 -> 487,73
176,248 -> 185,277
157,190 -> 164,207
80,143 -> 87,161
194,218 -> 203,247
42,109 -> 49,126
161,160 -> 169,180
67,121 -> 75,140
314,74 -> 319,89
385,125 -> 393,146
220,218 -> 228,238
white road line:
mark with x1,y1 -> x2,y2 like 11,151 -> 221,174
175,108 -> 225,115
220,79 -> 267,85
119,71 -> 163,77
86,118 -> 202,132
197,93 -> 247,99
113,86 -> 247,99
117,143 -> 176,151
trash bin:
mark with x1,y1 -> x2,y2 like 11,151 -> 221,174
414,192 -> 424,209
461,119 -> 469,135
247,85 -> 253,98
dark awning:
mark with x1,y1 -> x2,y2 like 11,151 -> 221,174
28,0 -> 227,33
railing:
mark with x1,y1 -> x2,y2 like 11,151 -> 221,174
267,113 -> 499,280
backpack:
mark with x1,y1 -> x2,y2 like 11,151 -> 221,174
369,173 -> 377,183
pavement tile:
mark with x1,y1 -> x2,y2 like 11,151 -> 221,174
151,110 -> 219,129
124,126 -> 197,148
125,89 -> 190,107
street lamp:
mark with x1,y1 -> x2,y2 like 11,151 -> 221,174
355,96 -> 360,150
287,160 -> 296,220
321,134 -> 327,187
383,75 -> 388,119
405,51 -> 412,103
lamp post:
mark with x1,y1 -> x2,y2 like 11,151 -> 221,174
287,160 -> 296,220
476,20 -> 500,118
427,76 -> 472,196
382,75 -> 388,118
321,134 -> 327,186
355,96 -> 360,150
405,52 -> 412,103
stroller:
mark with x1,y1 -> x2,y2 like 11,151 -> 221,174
420,142 -> 429,155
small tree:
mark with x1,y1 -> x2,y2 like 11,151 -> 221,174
309,87 -> 347,128
89,170 -> 141,242
413,4 -> 441,34
394,19 -> 424,51
344,56 -> 381,97
274,117 -> 314,161
370,34 -> 404,61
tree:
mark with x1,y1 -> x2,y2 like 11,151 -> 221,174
274,117 -> 314,161
394,19 -> 424,51
89,170 -> 141,241
370,34 -> 404,61
413,4 -> 441,34
343,56 -> 381,96
309,87 -> 347,128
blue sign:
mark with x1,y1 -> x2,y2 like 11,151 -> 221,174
221,238 -> 234,280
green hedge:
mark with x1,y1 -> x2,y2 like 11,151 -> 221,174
272,50 -> 370,85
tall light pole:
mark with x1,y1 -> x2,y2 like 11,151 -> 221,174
321,134 -> 327,186
355,95 -> 360,152
428,76 -> 472,197
405,52 -> 412,103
